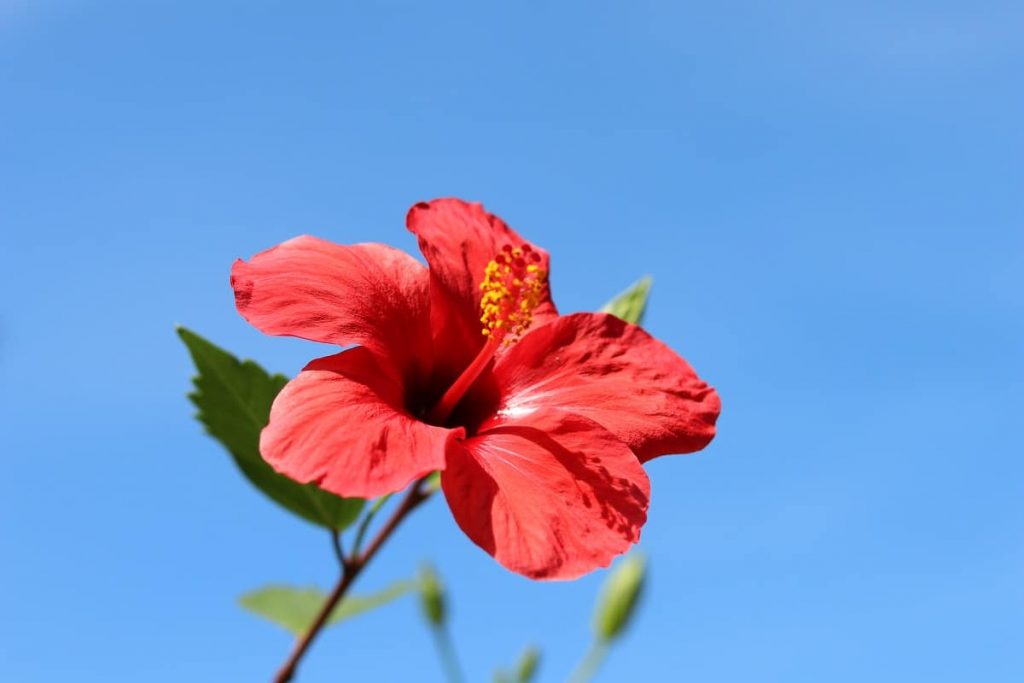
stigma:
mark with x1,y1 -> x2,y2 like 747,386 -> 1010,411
479,244 -> 547,345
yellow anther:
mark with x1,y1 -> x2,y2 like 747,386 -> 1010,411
477,244 -> 548,343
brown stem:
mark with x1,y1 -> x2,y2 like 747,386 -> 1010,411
272,478 -> 431,683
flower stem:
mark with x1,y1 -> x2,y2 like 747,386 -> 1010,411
272,477 -> 432,683
568,639 -> 609,683
351,492 -> 394,557
430,623 -> 466,683
329,530 -> 344,567
427,336 -> 500,424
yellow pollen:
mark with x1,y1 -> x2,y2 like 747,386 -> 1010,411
478,244 -> 547,344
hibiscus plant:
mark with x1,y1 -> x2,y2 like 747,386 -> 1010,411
180,198 -> 720,681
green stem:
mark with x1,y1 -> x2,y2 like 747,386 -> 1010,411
351,492 -> 394,556
568,640 -> 609,683
431,623 -> 466,683
330,530 -> 344,567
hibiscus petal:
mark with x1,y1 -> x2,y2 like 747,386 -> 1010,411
261,347 -> 460,499
493,313 -> 721,462
406,199 -> 558,377
231,237 -> 432,379
442,408 -> 650,580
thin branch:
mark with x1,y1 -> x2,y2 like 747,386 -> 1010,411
272,478 -> 432,683
351,492 -> 393,557
330,530 -> 345,569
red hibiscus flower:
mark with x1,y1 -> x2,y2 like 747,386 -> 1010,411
231,199 -> 720,579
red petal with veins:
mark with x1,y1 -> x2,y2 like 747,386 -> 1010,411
231,237 -> 433,381
442,408 -> 649,580
492,313 -> 721,462
406,198 -> 558,380
261,347 -> 461,499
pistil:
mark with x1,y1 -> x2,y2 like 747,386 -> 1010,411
427,244 -> 547,425
427,335 -> 501,425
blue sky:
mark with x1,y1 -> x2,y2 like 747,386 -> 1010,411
2,1 -> 1022,681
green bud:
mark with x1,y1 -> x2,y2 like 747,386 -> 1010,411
418,564 -> 446,626
593,554 -> 647,641
515,646 -> 541,683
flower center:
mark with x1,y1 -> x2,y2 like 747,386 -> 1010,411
427,244 -> 547,425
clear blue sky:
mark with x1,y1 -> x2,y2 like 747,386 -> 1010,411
2,1 -> 1022,681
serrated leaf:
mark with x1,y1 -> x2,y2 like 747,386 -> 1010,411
600,276 -> 653,325
178,327 -> 364,530
239,580 -> 417,635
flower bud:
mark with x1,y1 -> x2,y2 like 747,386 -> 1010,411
515,646 -> 540,682
593,554 -> 646,641
418,564 -> 446,626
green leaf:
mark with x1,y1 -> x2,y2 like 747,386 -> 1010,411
593,554 -> 647,642
239,581 -> 417,636
178,327 -> 364,529
326,579 -> 418,625
599,276 -> 653,326
239,586 -> 326,635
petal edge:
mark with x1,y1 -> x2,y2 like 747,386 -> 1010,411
442,408 -> 649,580
261,347 -> 460,499
232,237 -> 433,380
493,312 -> 720,462
406,199 -> 558,380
